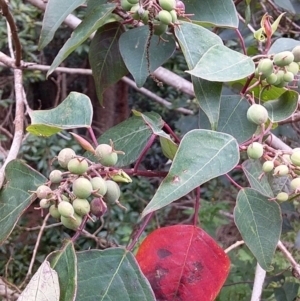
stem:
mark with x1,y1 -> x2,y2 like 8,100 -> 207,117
225,173 -> 243,190
88,127 -> 98,147
192,186 -> 200,226
235,28 -> 247,55
163,122 -> 181,144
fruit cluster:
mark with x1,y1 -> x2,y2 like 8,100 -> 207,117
254,46 -> 300,88
120,0 -> 185,36
34,142 -> 129,231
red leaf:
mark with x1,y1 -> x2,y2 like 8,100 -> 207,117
136,225 -> 230,301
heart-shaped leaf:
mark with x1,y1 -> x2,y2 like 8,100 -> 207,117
234,188 -> 282,271
141,129 -> 239,217
268,37 -> 300,54
136,225 -> 230,301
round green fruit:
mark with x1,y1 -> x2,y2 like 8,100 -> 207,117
90,176 -> 107,196
73,198 -> 90,216
49,170 -> 63,184
36,185 -> 52,199
283,71 -> 294,82
153,21 -> 168,36
290,177 -> 300,191
49,205 -> 61,219
291,151 -> 300,166
247,104 -> 268,125
95,144 -> 118,167
61,213 -> 82,230
247,142 -> 264,159
273,165 -> 289,176
286,62 -> 299,75
169,10 -> 177,23
266,73 -> 278,85
121,0 -> 132,11
262,161 -> 274,173
292,45 -> 300,62
276,192 -> 289,202
58,201 -> 75,218
273,51 -> 294,67
257,58 -> 273,78
104,180 -> 121,204
57,148 -> 76,169
90,198 -> 107,217
127,0 -> 138,4
158,10 -> 172,25
39,198 -> 50,209
72,177 -> 93,199
67,158 -> 89,175
159,0 -> 176,11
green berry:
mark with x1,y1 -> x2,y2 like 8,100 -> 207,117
49,170 -> 63,184
57,148 -> 76,169
90,176 -> 107,196
273,165 -> 289,176
159,0 -> 176,11
49,205 -> 61,219
158,10 -> 173,25
266,73 -> 278,85
290,177 -> 300,191
104,180 -> 121,204
247,104 -> 268,125
95,144 -> 118,167
291,151 -> 300,166
283,71 -> 294,82
257,58 -> 274,78
121,0 -> 132,11
36,185 -> 52,199
286,62 -> 299,75
153,21 -> 168,36
61,213 -> 82,230
127,0 -> 138,4
276,192 -> 289,202
273,51 -> 294,67
292,45 -> 300,62
72,177 -> 93,199
247,142 -> 264,159
169,10 -> 177,23
67,158 -> 89,175
58,201 -> 75,218
262,161 -> 274,173
39,198 -> 50,209
73,198 -> 90,216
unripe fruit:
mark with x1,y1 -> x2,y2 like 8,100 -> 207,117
49,205 -> 61,219
73,198 -> 90,216
57,148 -> 76,169
262,161 -> 274,173
286,62 -> 299,75
90,198 -> 107,217
159,0 -> 176,11
273,70 -> 284,86
36,185 -> 52,199
104,180 -> 121,204
266,73 -> 278,85
153,21 -> 168,36
292,46 -> 300,62
158,10 -> 173,25
247,142 -> 264,159
273,51 -> 294,67
72,177 -> 93,199
127,0 -> 138,4
282,154 -> 292,164
95,144 -> 118,167
61,194 -> 70,202
39,198 -> 50,209
90,176 -> 107,196
247,104 -> 268,125
61,213 -> 82,230
169,10 -> 177,23
121,0 -> 132,11
273,165 -> 289,176
291,151 -> 300,166
67,158 -> 89,175
276,192 -> 289,202
290,177 -> 300,191
257,58 -> 273,78
49,170 -> 63,184
283,71 -> 294,82
58,201 -> 75,218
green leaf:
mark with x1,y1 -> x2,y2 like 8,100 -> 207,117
48,240 -> 77,301
76,248 -> 156,301
0,160 -> 46,244
273,0 -> 300,15
268,38 -> 300,54
174,22 -> 223,130
47,3 -> 116,77
27,92 -> 93,136
38,0 -> 86,50
184,0 -> 238,28
217,95 -> 257,144
187,44 -> 255,82
234,188 -> 282,271
18,261 -> 60,301
119,26 -> 176,87
242,159 -> 274,197
159,136 -> 178,160
141,130 -> 239,217
89,22 -> 128,105
264,90 -> 298,123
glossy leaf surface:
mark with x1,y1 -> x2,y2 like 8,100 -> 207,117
142,130 -> 239,217
27,92 -> 93,136
76,248 -> 155,301
234,188 -> 282,271
136,225 -> 230,301
0,160 -> 46,244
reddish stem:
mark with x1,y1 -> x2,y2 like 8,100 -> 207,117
235,28 -> 247,55
193,186 -> 200,226
163,122 -> 181,144
225,173 -> 243,190
88,127 -> 98,147
241,74 -> 255,95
